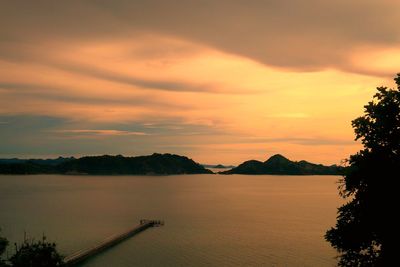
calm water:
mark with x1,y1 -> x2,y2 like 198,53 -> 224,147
0,174 -> 342,266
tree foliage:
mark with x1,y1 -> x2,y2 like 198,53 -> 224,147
0,230 -> 9,267
326,74 -> 400,266
0,232 -> 64,267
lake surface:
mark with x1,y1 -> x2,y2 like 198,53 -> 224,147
0,174 -> 342,266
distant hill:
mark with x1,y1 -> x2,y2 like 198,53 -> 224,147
0,157 -> 75,174
0,154 -> 213,175
202,164 -> 236,169
220,154 -> 343,175
0,157 -> 75,165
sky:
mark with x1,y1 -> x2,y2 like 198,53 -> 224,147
1,0 -> 400,165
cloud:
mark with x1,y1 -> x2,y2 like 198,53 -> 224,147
1,1 -> 397,164
237,137 -> 356,146
47,61 -> 229,94
1,0 -> 400,74
54,129 -> 149,136
0,115 -> 227,159
0,82 -> 193,109
0,36 -> 258,94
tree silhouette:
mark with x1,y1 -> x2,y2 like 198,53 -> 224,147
9,235 -> 64,267
326,74 -> 400,266
0,231 -> 64,267
0,229 -> 9,267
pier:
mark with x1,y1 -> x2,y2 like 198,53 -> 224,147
64,219 -> 164,266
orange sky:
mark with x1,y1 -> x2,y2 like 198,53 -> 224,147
0,1 -> 399,165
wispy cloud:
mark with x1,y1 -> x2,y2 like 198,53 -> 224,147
0,82 -> 192,109
54,129 -> 149,136
237,136 -> 356,146
1,1 -> 396,164
2,1 -> 400,74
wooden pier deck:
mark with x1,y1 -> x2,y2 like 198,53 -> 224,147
64,220 -> 164,266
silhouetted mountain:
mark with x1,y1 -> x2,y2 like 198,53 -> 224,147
220,154 -> 343,175
0,154 -> 212,175
0,157 -> 75,174
0,157 -> 75,165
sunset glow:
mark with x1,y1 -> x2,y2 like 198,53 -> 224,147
1,1 -> 398,165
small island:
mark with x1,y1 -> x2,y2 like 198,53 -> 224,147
0,153 -> 343,175
0,153 -> 213,175
220,154 -> 343,175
